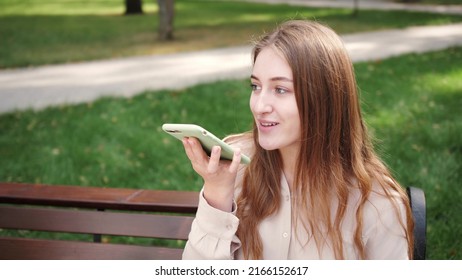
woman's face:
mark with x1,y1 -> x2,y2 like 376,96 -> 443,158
250,47 -> 301,154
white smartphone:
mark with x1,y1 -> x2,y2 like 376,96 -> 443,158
162,123 -> 251,165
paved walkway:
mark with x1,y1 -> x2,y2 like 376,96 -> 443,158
246,0 -> 462,15
1,2 -> 462,114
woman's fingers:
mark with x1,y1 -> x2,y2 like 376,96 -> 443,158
182,137 -> 194,159
229,148 -> 242,174
182,136 -> 240,177
182,137 -> 207,163
182,137 -> 240,212
207,145 -> 221,174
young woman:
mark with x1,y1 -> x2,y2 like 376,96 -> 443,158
181,20 -> 414,260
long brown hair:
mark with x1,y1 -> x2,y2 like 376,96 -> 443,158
236,20 -> 414,259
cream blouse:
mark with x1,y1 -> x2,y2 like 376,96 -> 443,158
182,139 -> 409,260
182,174 -> 409,260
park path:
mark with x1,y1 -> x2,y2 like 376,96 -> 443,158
1,2 -> 462,114
245,0 -> 462,15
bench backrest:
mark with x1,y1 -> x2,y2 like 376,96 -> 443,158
406,186 -> 427,260
0,183 -> 426,260
0,183 -> 199,260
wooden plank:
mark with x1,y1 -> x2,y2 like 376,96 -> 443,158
0,182 -> 199,213
0,206 -> 194,240
0,237 -> 183,260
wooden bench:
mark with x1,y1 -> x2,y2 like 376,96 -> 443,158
0,182 -> 426,260
0,182 -> 199,260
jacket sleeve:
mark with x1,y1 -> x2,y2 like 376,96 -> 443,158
364,198 -> 410,260
182,189 -> 241,260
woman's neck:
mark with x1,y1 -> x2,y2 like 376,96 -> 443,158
280,145 -> 299,191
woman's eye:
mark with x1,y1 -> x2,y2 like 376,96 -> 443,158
250,83 -> 260,91
275,87 -> 288,94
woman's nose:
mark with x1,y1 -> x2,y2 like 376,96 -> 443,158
252,92 -> 273,114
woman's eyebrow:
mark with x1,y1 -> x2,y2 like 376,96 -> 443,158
270,77 -> 293,82
250,75 -> 293,82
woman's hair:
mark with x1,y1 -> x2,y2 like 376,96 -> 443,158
236,20 -> 414,259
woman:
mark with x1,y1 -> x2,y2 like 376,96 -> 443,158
181,20 -> 414,260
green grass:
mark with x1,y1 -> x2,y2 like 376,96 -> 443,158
418,0 -> 462,4
1,46 -> 461,259
356,48 -> 462,260
0,80 -> 252,190
1,0 -> 462,68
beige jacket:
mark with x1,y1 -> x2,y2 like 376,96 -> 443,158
182,138 -> 409,260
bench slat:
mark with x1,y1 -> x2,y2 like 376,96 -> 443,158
0,182 -> 198,259
0,206 -> 193,240
0,182 -> 199,213
0,237 -> 183,260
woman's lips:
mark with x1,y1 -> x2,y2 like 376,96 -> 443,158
257,120 -> 279,132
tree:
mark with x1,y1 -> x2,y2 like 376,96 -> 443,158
123,0 -> 175,40
125,0 -> 143,15
352,0 -> 359,17
157,0 -> 175,41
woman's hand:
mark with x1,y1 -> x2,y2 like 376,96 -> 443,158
182,137 -> 241,212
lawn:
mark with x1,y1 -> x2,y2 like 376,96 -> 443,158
1,0 -> 462,68
420,0 -> 462,4
355,48 -> 462,260
0,46 -> 461,259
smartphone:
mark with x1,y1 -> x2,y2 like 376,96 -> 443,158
162,123 -> 251,165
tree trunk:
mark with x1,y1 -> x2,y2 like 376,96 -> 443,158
158,0 -> 174,41
352,0 -> 359,17
125,0 -> 143,15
